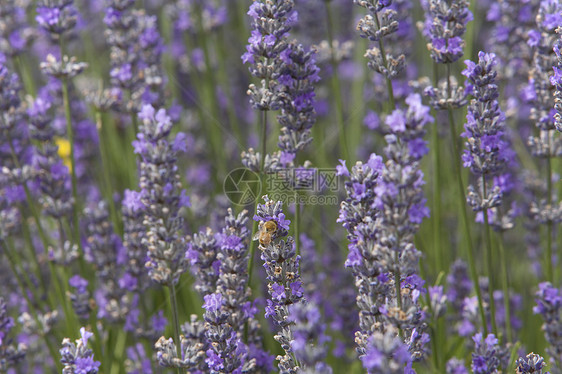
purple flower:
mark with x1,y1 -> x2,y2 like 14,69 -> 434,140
515,353 -> 548,374
336,159 -> 349,177
471,333 -> 504,374
277,42 -> 319,161
60,327 -> 100,374
69,275 -> 88,291
446,358 -> 468,374
105,1 -> 165,111
243,0 -> 296,111
203,293 -> 224,313
74,356 -> 101,374
422,0 -> 472,64
122,189 -> 144,213
136,105 -> 189,286
118,272 -> 137,292
386,109 -> 407,133
271,284 -> 286,301
462,52 -> 513,220
254,196 -> 304,372
36,1 -> 78,36
364,110 -> 380,130
288,302 -> 332,373
253,198 -> 291,233
361,331 -> 413,373
126,344 -> 152,374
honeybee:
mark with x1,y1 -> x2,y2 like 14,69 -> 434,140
253,220 -> 278,247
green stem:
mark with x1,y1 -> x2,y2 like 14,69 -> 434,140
131,110 -> 139,135
53,221 -> 79,337
325,0 -> 349,161
128,112 -> 139,189
58,38 -> 81,251
89,313 -> 106,372
61,78 -> 81,247
393,251 -> 403,338
5,237 -> 42,304
168,284 -> 182,374
14,54 -> 36,96
110,330 -> 128,374
295,190 -> 300,256
216,31 -> 244,146
447,104 -> 488,335
431,114 -> 443,274
417,257 -> 441,373
20,214 -> 48,297
482,177 -> 498,336
445,62 -> 488,334
248,110 -> 269,286
7,138 -> 50,251
497,233 -> 513,343
350,36 -> 368,158
260,110 -> 268,173
1,239 -> 62,371
199,23 -> 227,181
546,154 -> 554,283
95,111 -> 121,236
431,63 -> 443,275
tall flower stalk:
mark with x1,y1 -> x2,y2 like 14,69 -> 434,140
355,0 -> 407,110
323,0 -> 348,159
422,0 -> 473,271
276,41 -> 319,255
36,0 -> 87,252
104,0 -> 165,114
133,104 -> 190,372
338,94 -> 431,372
421,0 -> 491,339
242,0 -> 296,284
242,0 -> 296,171
534,282 -> 562,369
529,0 -> 562,284
254,196 -> 306,373
461,51 -> 511,337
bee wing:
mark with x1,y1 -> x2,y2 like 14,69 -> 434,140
252,231 -> 261,241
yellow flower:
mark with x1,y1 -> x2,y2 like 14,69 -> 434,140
55,137 -> 72,172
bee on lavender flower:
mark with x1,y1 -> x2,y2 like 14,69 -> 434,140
253,220 -> 278,247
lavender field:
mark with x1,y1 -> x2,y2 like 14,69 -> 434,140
2,0 -> 562,373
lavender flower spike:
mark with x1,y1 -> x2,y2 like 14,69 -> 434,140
277,42 -> 320,162
242,0 -> 296,112
355,0 -> 406,79
462,51 -> 509,214
421,0 -> 472,110
337,155 -> 389,356
104,0 -> 165,112
553,26 -> 562,132
287,302 -> 333,374
254,195 -> 304,373
214,208 -> 270,370
135,104 -> 190,286
470,333 -> 501,374
0,298 -> 27,371
36,0 -> 78,38
203,292 -> 255,373
154,335 -> 205,369
516,353 -> 548,374
423,0 -> 472,64
60,327 -> 101,374
534,282 -> 562,368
